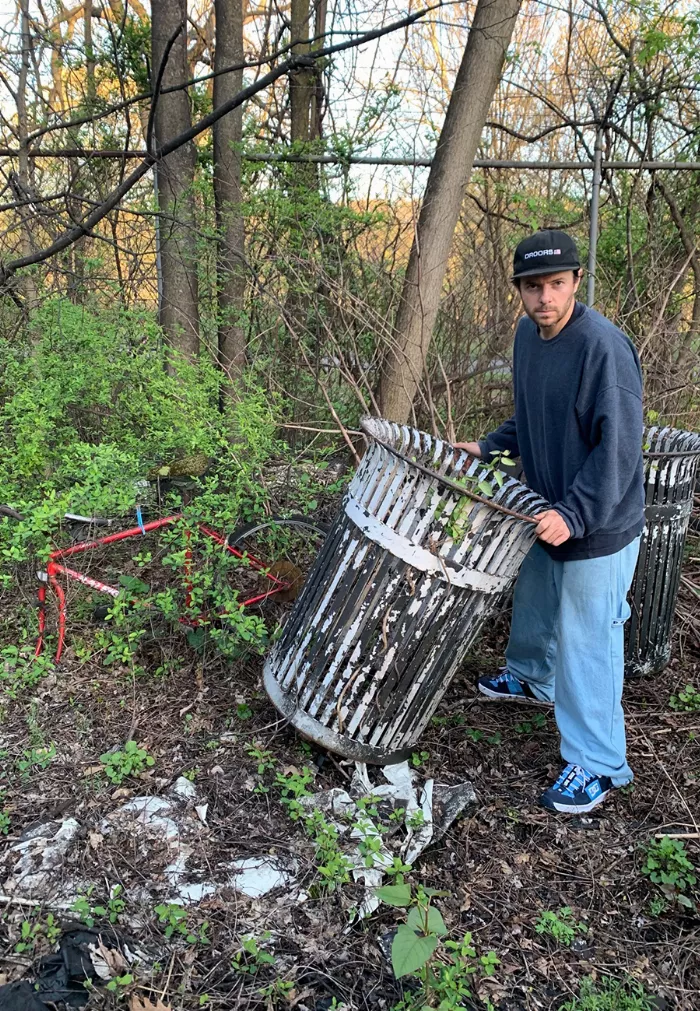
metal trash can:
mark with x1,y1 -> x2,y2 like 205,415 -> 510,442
626,426 -> 700,676
264,417 -> 547,764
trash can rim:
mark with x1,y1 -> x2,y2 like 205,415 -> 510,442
643,449 -> 700,458
643,424 -> 700,458
360,416 -> 538,526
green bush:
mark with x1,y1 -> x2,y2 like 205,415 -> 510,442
669,683 -> 700,712
0,300 -> 298,664
4,302 -> 219,480
0,302 -> 292,531
534,907 -> 586,947
0,300 -> 223,566
100,740 -> 155,784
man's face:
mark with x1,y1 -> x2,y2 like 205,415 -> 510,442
518,271 -> 581,329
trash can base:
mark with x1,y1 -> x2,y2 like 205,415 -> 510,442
624,649 -> 671,678
263,663 -> 414,766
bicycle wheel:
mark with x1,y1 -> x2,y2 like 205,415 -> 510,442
218,515 -> 328,625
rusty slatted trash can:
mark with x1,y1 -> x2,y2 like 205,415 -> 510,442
263,417 -> 548,764
625,425 -> 700,677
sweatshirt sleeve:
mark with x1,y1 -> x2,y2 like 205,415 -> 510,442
478,416 -> 519,460
553,384 -> 643,539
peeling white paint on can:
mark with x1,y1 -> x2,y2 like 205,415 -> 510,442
264,417 -> 548,763
626,426 -> 700,677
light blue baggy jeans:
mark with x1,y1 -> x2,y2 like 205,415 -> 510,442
505,537 -> 641,786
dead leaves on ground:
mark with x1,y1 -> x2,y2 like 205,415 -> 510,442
129,996 -> 172,1011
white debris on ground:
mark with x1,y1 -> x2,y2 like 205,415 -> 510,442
0,765 -> 474,916
168,775 -> 197,802
302,759 -> 476,919
0,775 -> 299,909
228,857 -> 297,898
1,817 -> 82,899
99,779 -> 296,905
102,794 -> 183,843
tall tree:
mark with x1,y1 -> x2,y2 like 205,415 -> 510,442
84,1 -> 96,104
289,0 -> 315,145
285,0 -> 327,332
213,0 -> 247,398
310,0 -> 327,143
151,0 -> 200,359
16,0 -> 37,310
379,0 -> 522,423
289,0 -> 326,189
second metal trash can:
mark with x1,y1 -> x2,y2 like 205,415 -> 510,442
264,417 -> 547,764
625,426 -> 700,676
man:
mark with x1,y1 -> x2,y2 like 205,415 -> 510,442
457,229 -> 644,815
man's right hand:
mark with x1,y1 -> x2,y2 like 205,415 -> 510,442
452,441 -> 482,458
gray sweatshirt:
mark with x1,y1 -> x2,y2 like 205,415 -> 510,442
479,303 -> 644,561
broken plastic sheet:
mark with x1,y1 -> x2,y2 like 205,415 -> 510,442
2,818 -> 82,899
100,781 -> 296,905
0,763 -> 475,1002
1,776 -> 299,913
302,759 -> 476,919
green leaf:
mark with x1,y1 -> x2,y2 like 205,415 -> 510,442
118,574 -> 149,594
477,480 -> 493,497
375,883 -> 412,907
423,887 -> 450,897
392,924 -> 438,978
407,904 -> 447,936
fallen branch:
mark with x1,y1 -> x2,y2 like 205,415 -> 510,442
278,423 -> 363,436
654,832 -> 700,840
0,504 -> 23,520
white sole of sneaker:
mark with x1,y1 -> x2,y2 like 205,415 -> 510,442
478,683 -> 554,707
543,792 -> 611,814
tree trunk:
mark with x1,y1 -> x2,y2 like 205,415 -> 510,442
310,0 -> 327,142
17,0 -> 38,311
67,3 -> 96,303
84,1 -> 96,103
67,155 -> 85,303
285,0 -> 326,335
213,0 -> 247,401
289,0 -> 319,191
290,0 -> 312,145
378,0 -> 521,423
152,0 -> 200,359
289,0 -> 326,146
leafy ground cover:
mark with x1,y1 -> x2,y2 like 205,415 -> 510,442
0,304 -> 697,1008
0,525 -> 698,1009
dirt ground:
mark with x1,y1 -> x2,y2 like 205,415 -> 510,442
0,537 -> 698,1010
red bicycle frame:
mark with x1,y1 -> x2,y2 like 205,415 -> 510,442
35,514 -> 289,663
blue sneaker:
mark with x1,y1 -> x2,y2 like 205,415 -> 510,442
540,763 -> 613,814
477,668 -> 554,707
